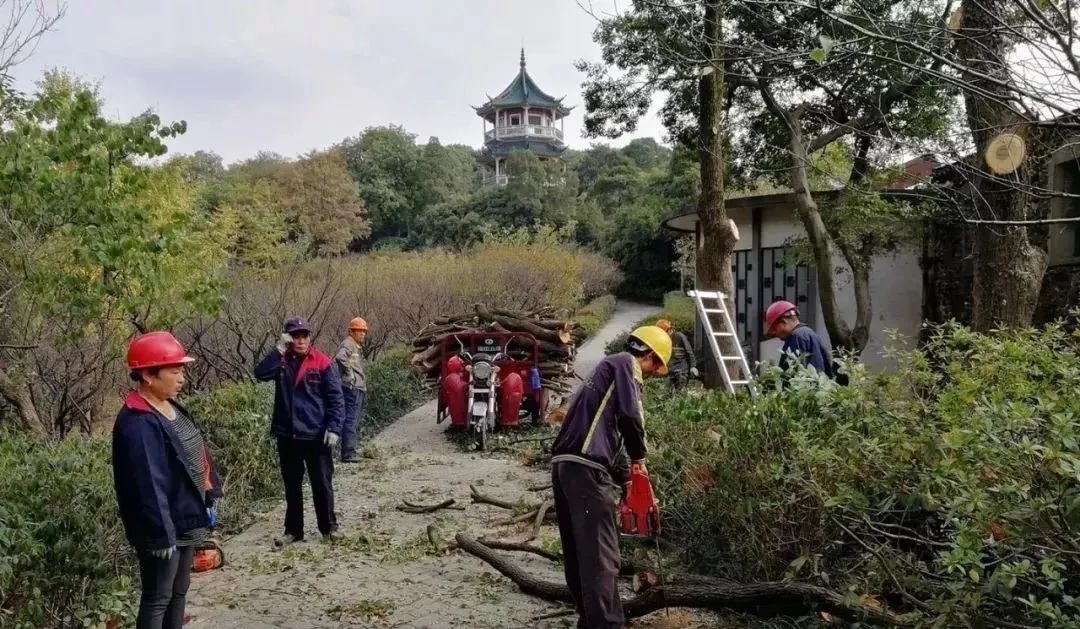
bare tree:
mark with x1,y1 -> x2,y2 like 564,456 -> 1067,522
0,1 -> 64,78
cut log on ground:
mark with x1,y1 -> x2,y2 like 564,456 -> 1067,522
396,499 -> 462,514
470,484 -> 529,511
454,535 -> 907,626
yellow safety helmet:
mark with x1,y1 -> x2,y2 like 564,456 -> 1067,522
629,326 -> 672,374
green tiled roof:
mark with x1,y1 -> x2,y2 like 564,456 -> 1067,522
474,50 -> 573,118
480,139 -> 568,162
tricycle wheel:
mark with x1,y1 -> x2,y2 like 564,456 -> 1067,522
476,420 -> 488,451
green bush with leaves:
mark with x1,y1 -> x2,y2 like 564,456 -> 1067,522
0,434 -> 136,628
605,292 -> 695,355
645,323 -> 1080,627
360,346 -> 427,439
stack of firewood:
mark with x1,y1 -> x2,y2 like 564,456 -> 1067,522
410,303 -> 584,397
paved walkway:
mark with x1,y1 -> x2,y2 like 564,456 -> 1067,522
186,302 -> 663,629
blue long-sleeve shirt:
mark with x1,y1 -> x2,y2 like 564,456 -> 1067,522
779,324 -> 834,378
255,348 -> 346,440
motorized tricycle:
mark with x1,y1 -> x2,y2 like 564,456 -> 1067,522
435,332 -> 547,450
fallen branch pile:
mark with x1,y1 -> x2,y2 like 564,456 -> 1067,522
454,534 -> 906,625
410,304 -> 583,397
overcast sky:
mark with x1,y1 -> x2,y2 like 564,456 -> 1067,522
15,1 -> 666,164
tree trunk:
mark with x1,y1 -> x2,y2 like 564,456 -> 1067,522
454,534 -> 904,625
696,0 -> 739,389
787,114 -> 858,351
957,0 -> 1048,330
0,363 -> 46,435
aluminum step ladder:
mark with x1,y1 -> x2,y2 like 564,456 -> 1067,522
687,290 -> 756,395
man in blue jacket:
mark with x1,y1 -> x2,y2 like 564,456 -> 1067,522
550,326 -> 671,629
764,300 -> 835,378
255,316 -> 345,547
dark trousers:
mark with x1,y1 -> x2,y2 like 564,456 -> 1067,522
276,437 -> 337,538
136,545 -> 195,629
552,462 -> 624,629
669,371 -> 689,391
341,388 -> 367,460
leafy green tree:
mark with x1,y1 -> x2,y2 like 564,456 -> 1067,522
729,0 -> 952,352
578,1 -> 740,385
340,125 -> 424,239
417,137 -> 478,209
0,72 -> 226,432
272,150 -> 370,256
621,137 -> 671,171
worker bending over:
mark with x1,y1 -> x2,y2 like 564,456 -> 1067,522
764,300 -> 834,378
550,326 -> 671,629
655,319 -> 698,390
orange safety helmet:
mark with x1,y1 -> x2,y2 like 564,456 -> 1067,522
655,319 -> 673,333
348,317 -> 369,332
127,332 -> 195,371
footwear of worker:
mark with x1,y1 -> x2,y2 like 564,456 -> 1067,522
323,528 -> 344,543
273,533 -> 302,549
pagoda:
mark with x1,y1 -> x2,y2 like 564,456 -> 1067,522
473,50 -> 572,186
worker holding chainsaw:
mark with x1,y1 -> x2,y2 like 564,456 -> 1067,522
335,317 -> 369,463
655,319 -> 698,390
255,316 -> 346,547
551,326 -> 671,629
112,332 -> 223,629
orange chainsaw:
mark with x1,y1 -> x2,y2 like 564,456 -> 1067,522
619,462 -> 667,610
619,462 -> 661,540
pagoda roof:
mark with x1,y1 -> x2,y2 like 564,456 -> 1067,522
481,139 -> 568,162
474,50 -> 573,118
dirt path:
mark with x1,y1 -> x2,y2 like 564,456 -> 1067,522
186,302 -> 660,629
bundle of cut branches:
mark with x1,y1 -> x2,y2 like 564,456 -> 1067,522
410,303 -> 581,398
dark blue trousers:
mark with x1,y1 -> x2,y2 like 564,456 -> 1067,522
341,388 -> 366,460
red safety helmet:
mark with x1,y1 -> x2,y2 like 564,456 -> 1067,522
127,332 -> 195,371
764,300 -> 799,335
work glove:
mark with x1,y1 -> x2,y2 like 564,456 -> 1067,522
690,367 -> 700,378
149,546 -> 176,560
276,333 -> 294,354
323,431 -> 340,448
207,506 -> 218,529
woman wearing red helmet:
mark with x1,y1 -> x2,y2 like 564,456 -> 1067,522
112,332 -> 222,629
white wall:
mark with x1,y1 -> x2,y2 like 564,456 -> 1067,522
738,206 -> 923,371
808,246 -> 923,370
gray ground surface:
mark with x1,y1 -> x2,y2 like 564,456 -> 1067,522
186,302 -> 668,629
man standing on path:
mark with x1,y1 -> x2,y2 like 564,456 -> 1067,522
655,319 -> 698,390
550,326 -> 671,629
255,316 -> 345,547
764,300 -> 835,379
335,317 -> 368,463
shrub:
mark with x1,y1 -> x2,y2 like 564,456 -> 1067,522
605,292 -> 694,355
181,243 -> 620,388
572,295 -> 617,339
0,434 -> 136,628
360,346 -> 427,439
645,323 -> 1080,627
185,381 -> 278,533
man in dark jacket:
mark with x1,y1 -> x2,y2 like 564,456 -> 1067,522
255,316 -> 346,547
550,326 -> 671,629
656,319 -> 698,390
764,300 -> 834,378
